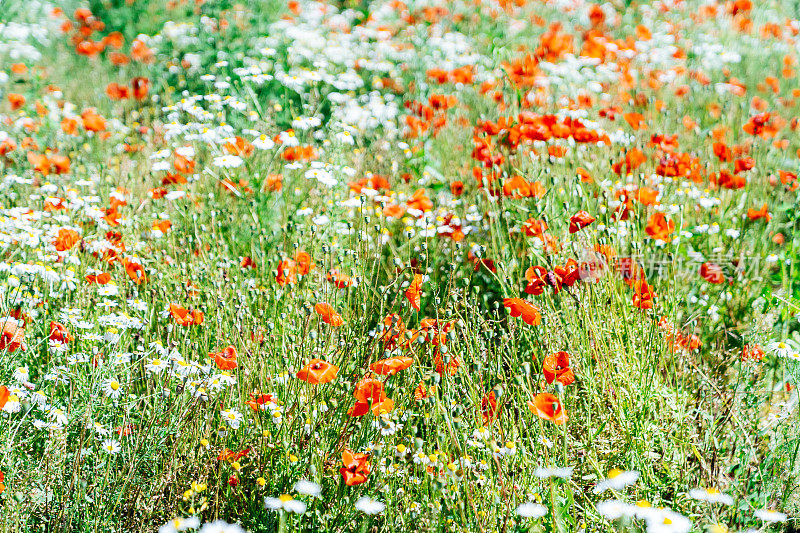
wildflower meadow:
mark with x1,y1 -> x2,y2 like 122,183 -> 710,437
0,0 -> 799,531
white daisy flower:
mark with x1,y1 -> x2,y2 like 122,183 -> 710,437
687,487 -> 733,505
293,480 -> 322,497
221,408 -> 243,429
102,439 -> 121,454
593,469 -> 640,493
754,508 -> 787,523
264,494 -> 306,514
516,502 -> 547,518
102,378 -> 124,399
354,496 -> 385,515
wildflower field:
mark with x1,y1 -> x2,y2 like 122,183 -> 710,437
2,0 -> 800,531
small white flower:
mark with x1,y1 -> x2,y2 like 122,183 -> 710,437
213,155 -> 243,168
253,135 -> 275,150
198,520 -> 246,533
221,408 -> 243,429
102,378 -> 123,398
293,479 -> 321,497
102,439 -> 121,454
354,496 -> 385,515
533,466 -> 573,479
515,502 -> 547,518
593,469 -> 639,493
146,358 -> 169,374
264,495 -> 306,514
687,488 -> 733,505
596,499 -> 635,520
159,516 -> 201,533
754,508 -> 787,523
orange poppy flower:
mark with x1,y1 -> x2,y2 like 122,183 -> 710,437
327,269 -> 354,288
0,318 -> 26,353
81,108 -> 106,132
53,228 -> 81,252
276,259 -> 298,286
105,83 -> 130,100
370,355 -> 413,376
528,392 -> 568,425
7,93 -> 25,110
522,218 -> 548,238
315,303 -> 344,327
569,210 -> 596,233
354,377 -> 386,404
699,262 -> 725,284
542,352 -> 575,386
124,259 -> 146,285
741,344 -> 765,362
294,251 -> 314,275
340,449 -> 371,486
85,272 -> 111,284
405,274 -> 424,311
266,173 -> 283,192
747,203 -> 771,221
49,321 -> 73,345
246,391 -> 276,411
632,279 -> 657,310
644,212 -> 675,241
0,387 -> 9,410
297,359 -> 339,384
623,112 -> 647,130
131,77 -> 150,100
406,188 -> 433,212
169,304 -> 204,326
481,390 -> 501,424
502,298 -> 542,326
212,345 -> 238,370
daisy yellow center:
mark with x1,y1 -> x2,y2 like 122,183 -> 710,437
608,468 -> 623,478
279,494 -> 292,503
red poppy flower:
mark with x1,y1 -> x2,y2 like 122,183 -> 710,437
481,390 -> 501,424
542,351 -> 575,386
645,212 -> 675,241
747,203 -> 771,221
49,321 -> 73,345
405,274 -> 424,311
315,303 -> 344,327
340,449 -> 371,486
528,392 -> 568,425
0,318 -> 26,352
502,298 -> 542,326
370,355 -> 413,376
212,345 -> 238,371
297,359 -> 339,384
169,304 -> 204,326
246,391 -> 276,411
0,386 -> 9,410
569,210 -> 596,233
699,262 -> 725,284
